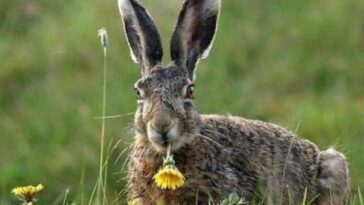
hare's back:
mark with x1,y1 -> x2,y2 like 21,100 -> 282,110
200,114 -> 318,153
198,114 -> 321,201
201,115 -> 308,146
199,114 -> 320,179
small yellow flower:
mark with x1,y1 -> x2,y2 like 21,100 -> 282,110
12,184 -> 44,203
153,155 -> 185,190
128,198 -> 139,205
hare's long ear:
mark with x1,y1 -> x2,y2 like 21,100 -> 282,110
118,0 -> 163,75
170,0 -> 221,80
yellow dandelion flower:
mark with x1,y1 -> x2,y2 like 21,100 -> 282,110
153,154 -> 185,190
12,184 -> 44,203
128,198 -> 139,205
154,164 -> 185,190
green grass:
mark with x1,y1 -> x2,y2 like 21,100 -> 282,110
1,0 -> 364,204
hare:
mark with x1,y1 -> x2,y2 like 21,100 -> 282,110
118,0 -> 349,204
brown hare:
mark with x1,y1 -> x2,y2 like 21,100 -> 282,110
117,0 -> 349,204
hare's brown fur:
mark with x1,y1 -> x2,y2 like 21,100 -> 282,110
118,0 -> 349,204
128,115 -> 323,204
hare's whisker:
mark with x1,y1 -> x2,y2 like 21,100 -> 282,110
197,134 -> 223,148
114,146 -> 130,165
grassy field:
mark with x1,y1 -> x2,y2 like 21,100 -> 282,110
1,0 -> 363,204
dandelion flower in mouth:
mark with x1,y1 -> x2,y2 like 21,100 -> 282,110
153,146 -> 185,190
12,184 -> 44,203
154,164 -> 185,190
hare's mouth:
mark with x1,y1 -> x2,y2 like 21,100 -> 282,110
161,141 -> 169,148
149,139 -> 176,153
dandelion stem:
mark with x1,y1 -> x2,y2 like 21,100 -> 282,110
97,27 -> 109,205
98,44 -> 107,205
167,144 -> 171,157
62,189 -> 69,205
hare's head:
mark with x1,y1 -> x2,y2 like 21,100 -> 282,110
118,0 -> 221,152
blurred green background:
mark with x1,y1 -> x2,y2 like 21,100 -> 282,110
1,0 -> 363,204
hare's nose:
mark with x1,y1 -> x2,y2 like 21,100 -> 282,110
151,121 -> 172,135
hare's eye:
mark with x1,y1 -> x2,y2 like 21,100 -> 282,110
134,88 -> 144,99
184,84 -> 194,99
